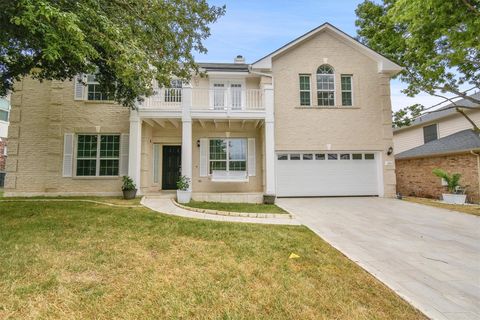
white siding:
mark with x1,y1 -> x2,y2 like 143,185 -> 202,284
393,128 -> 424,154
393,110 -> 480,154
438,111 -> 480,138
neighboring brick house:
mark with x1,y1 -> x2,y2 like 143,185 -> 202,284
393,94 -> 480,203
5,23 -> 401,200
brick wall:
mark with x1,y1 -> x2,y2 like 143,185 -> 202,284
396,153 -> 480,203
0,138 -> 6,171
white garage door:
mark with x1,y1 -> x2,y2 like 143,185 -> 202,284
276,152 -> 379,197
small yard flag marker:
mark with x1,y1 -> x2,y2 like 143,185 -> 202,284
289,253 -> 300,259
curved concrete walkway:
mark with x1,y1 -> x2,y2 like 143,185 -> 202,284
277,197 -> 480,320
141,197 -> 300,225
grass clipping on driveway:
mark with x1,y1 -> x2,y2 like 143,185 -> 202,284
185,200 -> 288,214
0,201 -> 425,319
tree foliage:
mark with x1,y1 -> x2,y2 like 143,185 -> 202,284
0,0 -> 225,107
355,0 -> 480,126
392,104 -> 424,128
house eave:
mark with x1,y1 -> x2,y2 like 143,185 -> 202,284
251,22 -> 402,74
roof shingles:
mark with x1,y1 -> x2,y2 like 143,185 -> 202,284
396,129 -> 480,159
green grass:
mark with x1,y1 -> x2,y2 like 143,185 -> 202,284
0,200 -> 425,319
2,195 -> 142,206
405,197 -> 480,217
185,200 -> 288,214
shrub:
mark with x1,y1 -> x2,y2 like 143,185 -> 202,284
432,169 -> 461,193
122,176 -> 136,191
176,175 -> 190,191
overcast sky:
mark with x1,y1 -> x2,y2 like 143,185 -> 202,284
195,0 -> 450,111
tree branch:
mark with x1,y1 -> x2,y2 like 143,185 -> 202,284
429,92 -> 480,133
461,0 -> 480,16
433,85 -> 480,104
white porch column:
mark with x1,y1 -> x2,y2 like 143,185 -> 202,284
264,84 -> 276,195
181,85 -> 193,191
128,112 -> 142,193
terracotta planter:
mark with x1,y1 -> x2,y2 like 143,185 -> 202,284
442,193 -> 466,204
122,189 -> 137,200
177,190 -> 192,204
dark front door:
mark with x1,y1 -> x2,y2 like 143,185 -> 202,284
162,146 -> 182,190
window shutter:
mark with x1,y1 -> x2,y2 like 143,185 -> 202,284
248,138 -> 256,176
199,138 -> 208,177
74,74 -> 86,100
62,133 -> 74,177
119,133 -> 129,176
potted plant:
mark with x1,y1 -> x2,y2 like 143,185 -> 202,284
122,176 -> 137,200
176,175 -> 191,204
432,169 -> 466,204
263,194 -> 276,204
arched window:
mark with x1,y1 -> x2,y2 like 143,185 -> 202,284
316,65 -> 335,106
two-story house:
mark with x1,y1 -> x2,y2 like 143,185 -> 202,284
393,93 -> 480,203
4,23 -> 401,202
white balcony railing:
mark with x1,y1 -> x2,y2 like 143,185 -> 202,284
140,87 -> 265,111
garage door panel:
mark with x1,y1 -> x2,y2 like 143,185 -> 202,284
276,152 -> 379,197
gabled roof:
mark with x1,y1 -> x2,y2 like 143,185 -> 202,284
396,129 -> 480,159
251,22 -> 402,73
394,92 -> 480,133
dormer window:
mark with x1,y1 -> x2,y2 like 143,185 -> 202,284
316,65 -> 335,106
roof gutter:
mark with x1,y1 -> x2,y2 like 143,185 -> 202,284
248,66 -> 272,78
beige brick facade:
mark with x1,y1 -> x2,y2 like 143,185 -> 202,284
5,77 -> 130,196
271,30 -> 396,197
396,153 -> 480,203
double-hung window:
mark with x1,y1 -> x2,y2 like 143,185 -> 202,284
209,138 -> 247,173
76,134 -> 120,176
87,75 -> 114,101
341,75 -> 353,106
299,74 -> 311,106
316,65 -> 335,106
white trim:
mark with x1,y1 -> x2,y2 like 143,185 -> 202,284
251,23 -> 402,73
315,65 -> 336,107
73,133 -> 121,178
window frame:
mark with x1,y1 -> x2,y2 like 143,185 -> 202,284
316,65 -> 335,106
299,74 -> 312,106
86,74 -> 114,101
208,138 -> 248,174
340,74 -> 353,106
75,134 -> 121,177
423,124 -> 438,143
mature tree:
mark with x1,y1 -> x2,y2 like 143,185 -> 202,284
355,0 -> 480,130
0,0 -> 225,107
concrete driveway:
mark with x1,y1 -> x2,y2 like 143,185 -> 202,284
277,197 -> 480,320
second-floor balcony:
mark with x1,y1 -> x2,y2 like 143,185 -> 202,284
139,87 -> 266,113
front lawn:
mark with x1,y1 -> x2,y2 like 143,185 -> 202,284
185,200 -> 288,214
405,197 -> 480,216
0,200 -> 425,319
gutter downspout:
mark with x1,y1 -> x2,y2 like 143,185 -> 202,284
471,150 -> 480,203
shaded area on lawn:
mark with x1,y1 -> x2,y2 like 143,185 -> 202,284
185,200 -> 288,214
405,197 -> 480,217
0,201 -> 425,319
